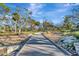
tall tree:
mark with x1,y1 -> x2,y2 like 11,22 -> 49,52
24,8 -> 32,31
43,20 -> 53,32
12,12 -> 20,33
16,7 -> 22,34
63,16 -> 73,31
71,6 -> 79,29
0,3 -> 10,32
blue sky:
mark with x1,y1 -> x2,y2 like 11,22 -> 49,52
5,3 -> 79,25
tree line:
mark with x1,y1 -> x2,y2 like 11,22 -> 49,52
0,3 -> 79,34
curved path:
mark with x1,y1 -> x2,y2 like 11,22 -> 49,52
17,34 -> 68,56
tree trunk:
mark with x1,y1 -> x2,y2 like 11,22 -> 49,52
3,25 -> 6,32
30,23 -> 32,31
15,21 -> 17,33
19,27 -> 21,34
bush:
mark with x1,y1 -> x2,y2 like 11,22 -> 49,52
72,31 -> 79,39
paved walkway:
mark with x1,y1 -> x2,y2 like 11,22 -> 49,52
17,34 -> 66,56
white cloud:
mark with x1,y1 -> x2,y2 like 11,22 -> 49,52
28,3 -> 45,17
55,8 -> 67,13
64,3 -> 79,7
64,3 -> 71,7
29,4 -> 43,10
28,3 -> 71,18
45,8 -> 68,17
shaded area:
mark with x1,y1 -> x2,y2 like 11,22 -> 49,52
9,36 -> 31,56
26,36 -> 53,45
18,44 -> 65,56
17,34 -> 66,56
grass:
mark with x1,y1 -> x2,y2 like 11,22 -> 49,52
63,32 -> 71,35
71,31 -> 79,39
63,30 -> 79,39
0,32 -> 17,36
21,31 -> 39,35
0,31 -> 40,36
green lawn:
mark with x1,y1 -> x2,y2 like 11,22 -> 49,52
63,31 -> 79,39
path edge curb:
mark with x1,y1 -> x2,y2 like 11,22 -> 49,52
42,33 -> 72,56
